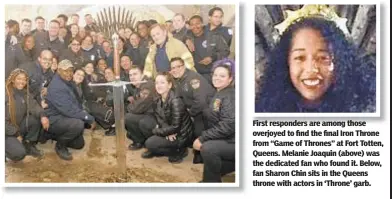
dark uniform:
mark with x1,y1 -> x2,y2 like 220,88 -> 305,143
5,34 -> 13,50
144,90 -> 193,163
85,86 -> 115,132
106,50 -> 126,68
5,44 -> 35,78
81,46 -> 99,64
172,27 -> 189,44
174,69 -> 215,137
45,74 -> 95,159
94,43 -> 105,60
125,77 -> 156,147
59,49 -> 85,70
5,88 -> 45,161
199,86 -> 235,182
174,68 -> 215,163
82,73 -> 107,102
188,30 -> 230,83
30,29 -> 46,36
20,61 -> 54,104
120,69 -> 130,82
139,37 -> 152,49
34,31 -> 66,60
84,23 -> 99,32
205,24 -> 233,47
86,81 -> 130,133
125,46 -> 149,68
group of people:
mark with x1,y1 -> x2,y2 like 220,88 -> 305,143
5,6 -> 236,183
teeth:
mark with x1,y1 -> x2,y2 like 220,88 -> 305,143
303,79 -> 320,86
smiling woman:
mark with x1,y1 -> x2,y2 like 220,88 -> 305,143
255,5 -> 376,113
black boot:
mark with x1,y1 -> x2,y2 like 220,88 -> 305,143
169,148 -> 188,164
128,142 -> 143,151
141,150 -> 156,159
192,150 -> 203,164
105,128 -> 116,136
55,142 -> 73,160
23,140 -> 44,158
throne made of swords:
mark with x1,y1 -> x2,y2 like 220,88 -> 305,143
94,6 -> 138,39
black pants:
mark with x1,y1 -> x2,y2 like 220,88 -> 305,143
125,113 -> 156,144
145,135 -> 183,156
48,116 -> 85,149
19,115 -> 42,142
200,140 -> 235,182
5,115 -> 43,161
5,136 -> 26,161
87,101 -> 114,129
193,113 -> 207,139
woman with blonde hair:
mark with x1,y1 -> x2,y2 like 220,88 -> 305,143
5,68 -> 49,162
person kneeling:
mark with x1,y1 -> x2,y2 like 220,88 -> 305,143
45,60 -> 96,161
5,69 -> 47,161
143,72 -> 193,164
125,66 -> 156,150
193,63 -> 235,182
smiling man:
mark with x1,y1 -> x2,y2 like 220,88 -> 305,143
144,24 -> 196,78
45,59 -> 95,161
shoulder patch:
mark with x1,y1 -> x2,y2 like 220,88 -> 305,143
228,28 -> 233,35
202,40 -> 207,48
190,78 -> 200,89
213,98 -> 221,111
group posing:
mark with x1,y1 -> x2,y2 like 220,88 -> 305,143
5,7 -> 236,183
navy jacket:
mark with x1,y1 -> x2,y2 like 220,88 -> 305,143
45,74 -> 94,124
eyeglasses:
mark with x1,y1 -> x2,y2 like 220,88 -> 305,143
71,43 -> 81,46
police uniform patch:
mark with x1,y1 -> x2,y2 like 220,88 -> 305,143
213,98 -> 221,111
190,79 -> 200,89
202,40 -> 207,48
228,28 -> 233,35
183,83 -> 189,92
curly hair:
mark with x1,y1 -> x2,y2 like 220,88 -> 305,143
255,17 -> 376,112
6,68 -> 30,128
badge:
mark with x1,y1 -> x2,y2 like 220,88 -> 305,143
190,79 -> 200,89
183,83 -> 189,92
228,28 -> 233,35
90,55 -> 95,61
213,98 -> 221,112
202,40 -> 207,48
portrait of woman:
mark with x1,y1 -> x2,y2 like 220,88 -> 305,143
255,5 -> 376,113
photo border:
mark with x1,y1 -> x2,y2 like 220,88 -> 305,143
1,1 -> 240,188
253,3 -> 381,118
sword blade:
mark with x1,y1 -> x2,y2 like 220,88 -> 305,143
88,80 -> 148,87
113,86 -> 127,173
